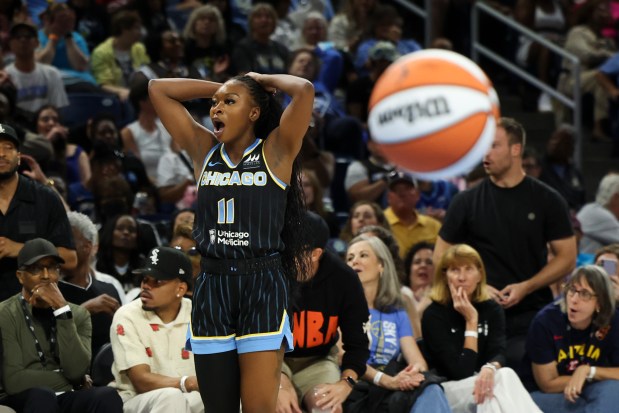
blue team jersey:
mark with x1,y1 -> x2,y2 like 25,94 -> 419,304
368,308 -> 413,367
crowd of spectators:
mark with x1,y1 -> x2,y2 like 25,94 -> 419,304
2,0 -> 619,412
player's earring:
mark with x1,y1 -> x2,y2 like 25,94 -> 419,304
176,294 -> 180,298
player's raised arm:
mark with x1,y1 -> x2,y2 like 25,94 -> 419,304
148,78 -> 220,165
247,73 -> 314,160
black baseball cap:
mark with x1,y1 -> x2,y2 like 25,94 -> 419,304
133,246 -> 192,283
0,123 -> 20,148
18,238 -> 65,268
305,211 -> 330,250
387,171 -> 417,190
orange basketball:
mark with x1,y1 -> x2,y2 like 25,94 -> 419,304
368,49 -> 500,180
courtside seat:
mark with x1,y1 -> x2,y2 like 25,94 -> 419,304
91,343 -> 114,387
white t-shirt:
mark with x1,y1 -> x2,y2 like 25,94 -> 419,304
157,150 -> 194,188
126,119 -> 173,184
5,62 -> 69,114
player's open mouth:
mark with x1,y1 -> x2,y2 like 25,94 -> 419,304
213,120 -> 225,137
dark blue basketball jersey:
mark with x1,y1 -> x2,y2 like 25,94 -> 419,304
193,139 -> 288,259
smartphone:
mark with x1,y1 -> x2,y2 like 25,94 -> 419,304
601,259 -> 617,276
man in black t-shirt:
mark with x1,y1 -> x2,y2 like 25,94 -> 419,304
433,117 -> 577,369
0,124 -> 76,302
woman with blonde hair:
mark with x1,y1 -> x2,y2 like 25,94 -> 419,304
182,4 -> 230,82
340,235 -> 451,413
230,2 -> 289,75
422,244 -> 542,413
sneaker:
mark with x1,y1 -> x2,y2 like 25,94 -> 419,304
537,92 -> 553,112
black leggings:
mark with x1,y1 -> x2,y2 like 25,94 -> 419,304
195,351 -> 241,413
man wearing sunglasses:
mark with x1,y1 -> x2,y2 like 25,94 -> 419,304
0,238 -> 123,412
109,246 -> 203,413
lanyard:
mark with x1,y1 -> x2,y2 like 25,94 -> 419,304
19,296 -> 58,367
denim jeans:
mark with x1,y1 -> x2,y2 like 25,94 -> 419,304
531,380 -> 619,412
411,384 -> 452,413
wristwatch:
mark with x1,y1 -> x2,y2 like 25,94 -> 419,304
341,376 -> 356,388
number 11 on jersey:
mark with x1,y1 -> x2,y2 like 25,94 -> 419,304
217,198 -> 235,224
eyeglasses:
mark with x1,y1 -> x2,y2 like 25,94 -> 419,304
186,247 -> 200,257
565,286 -> 597,301
21,264 -> 61,276
174,245 -> 200,258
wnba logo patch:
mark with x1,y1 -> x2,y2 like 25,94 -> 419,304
243,153 -> 260,169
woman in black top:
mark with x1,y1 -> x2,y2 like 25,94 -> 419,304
422,244 -> 541,413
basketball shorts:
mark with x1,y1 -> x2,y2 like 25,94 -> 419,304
187,254 -> 293,354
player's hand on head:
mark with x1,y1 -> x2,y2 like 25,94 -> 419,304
246,72 -> 276,94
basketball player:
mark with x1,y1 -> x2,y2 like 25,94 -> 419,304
149,73 -> 314,412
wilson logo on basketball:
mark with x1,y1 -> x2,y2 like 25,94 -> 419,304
377,96 -> 450,125
367,49 -> 499,180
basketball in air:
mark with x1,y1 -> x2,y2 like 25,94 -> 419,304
367,49 -> 500,180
